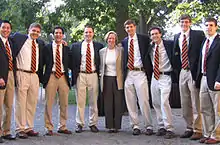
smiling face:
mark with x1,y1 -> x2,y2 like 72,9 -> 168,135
180,18 -> 191,32
0,22 -> 11,38
107,33 -> 116,48
54,28 -> 64,44
84,27 -> 94,43
125,23 -> 136,37
150,29 -> 162,45
29,26 -> 41,40
205,21 -> 218,37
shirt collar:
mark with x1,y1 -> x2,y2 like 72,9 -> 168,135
53,41 -> 62,48
0,35 -> 8,44
129,33 -> 137,40
207,33 -> 217,41
181,29 -> 190,37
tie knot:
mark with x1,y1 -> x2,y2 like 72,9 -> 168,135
207,39 -> 210,43
87,43 -> 90,47
183,34 -> 186,38
130,39 -> 133,44
57,44 -> 60,48
156,45 -> 159,49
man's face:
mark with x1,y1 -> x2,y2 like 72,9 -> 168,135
150,29 -> 162,44
180,19 -> 191,32
0,22 -> 11,38
84,27 -> 94,42
54,28 -> 64,43
205,21 -> 218,37
29,26 -> 41,40
125,24 -> 136,37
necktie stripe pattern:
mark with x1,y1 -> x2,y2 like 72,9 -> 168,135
86,43 -> 92,73
128,39 -> 134,70
55,44 -> 62,78
203,39 -> 210,73
5,41 -> 13,71
31,40 -> 36,73
181,34 -> 189,69
154,45 -> 160,80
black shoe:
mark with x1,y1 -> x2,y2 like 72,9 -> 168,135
145,129 -> 154,136
89,125 -> 99,133
16,131 -> 28,139
132,128 -> 141,135
75,125 -> 83,133
108,129 -> 115,133
45,130 -> 54,136
156,128 -> 167,136
180,130 -> 193,138
57,129 -> 72,134
0,137 -> 4,143
164,131 -> 175,139
2,134 -> 16,140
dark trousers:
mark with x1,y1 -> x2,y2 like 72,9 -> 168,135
103,76 -> 123,129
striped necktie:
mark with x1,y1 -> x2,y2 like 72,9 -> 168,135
31,40 -> 36,73
154,45 -> 160,80
55,44 -> 62,78
203,39 -> 210,73
86,43 -> 92,73
128,39 -> 134,70
5,41 -> 13,71
181,34 -> 189,69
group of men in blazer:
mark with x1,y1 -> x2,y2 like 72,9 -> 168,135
0,14 -> 219,144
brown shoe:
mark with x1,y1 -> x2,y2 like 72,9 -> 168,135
180,130 -> 193,138
190,132 -> 203,140
145,129 -> 154,136
45,130 -> 54,136
16,131 -> 28,139
58,129 -> 72,134
89,125 -> 99,133
205,138 -> 219,144
199,137 -> 209,143
164,131 -> 175,139
26,130 -> 39,137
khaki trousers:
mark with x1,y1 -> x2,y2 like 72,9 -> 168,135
200,76 -> 220,140
75,73 -> 98,127
15,71 -> 39,133
124,70 -> 153,130
44,74 -> 69,131
179,69 -> 202,133
0,71 -> 14,136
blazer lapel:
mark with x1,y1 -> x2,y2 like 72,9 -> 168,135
174,33 -> 181,55
0,38 -> 8,59
207,35 -> 219,59
188,29 -> 193,53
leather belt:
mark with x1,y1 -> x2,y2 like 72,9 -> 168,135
159,72 -> 171,75
202,72 -> 207,76
129,67 -> 145,71
52,72 -> 64,76
80,71 -> 96,74
17,69 -> 34,73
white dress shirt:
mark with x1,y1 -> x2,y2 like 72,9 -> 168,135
128,33 -> 143,68
80,40 -> 96,71
52,41 -> 65,72
151,41 -> 172,72
0,35 -> 12,57
16,35 -> 39,71
105,48 -> 116,76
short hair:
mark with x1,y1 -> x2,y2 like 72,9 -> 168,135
179,14 -> 192,22
149,26 -> 162,34
104,31 -> 118,44
52,26 -> 64,34
84,24 -> 94,32
205,17 -> 217,26
29,23 -> 42,30
124,19 -> 136,27
0,20 -> 12,29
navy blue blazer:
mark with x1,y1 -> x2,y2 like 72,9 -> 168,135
197,34 -> 220,91
42,43 -> 71,88
172,29 -> 205,87
0,37 -> 14,89
121,34 -> 152,80
11,33 -> 45,83
69,41 -> 104,86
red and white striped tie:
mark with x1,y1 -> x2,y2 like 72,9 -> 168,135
203,39 -> 210,73
181,34 -> 189,69
55,44 -> 62,78
154,45 -> 160,80
31,40 -> 36,73
86,43 -> 92,73
5,41 -> 13,71
128,39 -> 134,70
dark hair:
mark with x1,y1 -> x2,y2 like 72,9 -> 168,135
205,17 -> 217,26
149,26 -> 162,34
0,20 -> 12,29
84,24 -> 94,32
124,19 -> 136,27
53,26 -> 64,34
179,14 -> 192,22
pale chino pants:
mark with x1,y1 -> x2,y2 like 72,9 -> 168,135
124,70 -> 153,130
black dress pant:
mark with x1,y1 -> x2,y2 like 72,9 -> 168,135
103,76 -> 123,129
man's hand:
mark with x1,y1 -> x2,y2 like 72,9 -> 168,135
214,82 -> 220,90
0,78 -> 5,87
62,40 -> 68,46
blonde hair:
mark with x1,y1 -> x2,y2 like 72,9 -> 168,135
104,31 -> 118,44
